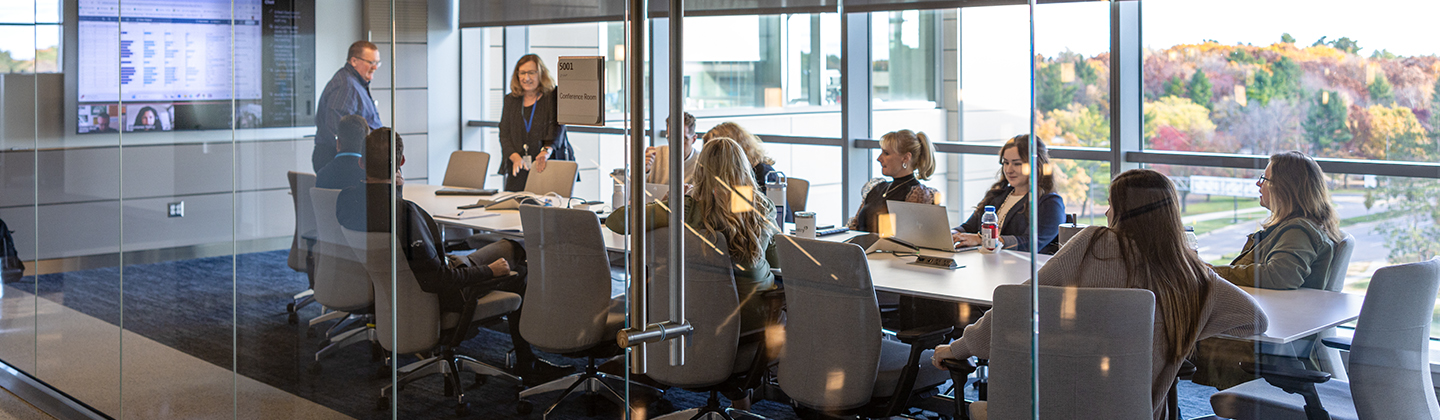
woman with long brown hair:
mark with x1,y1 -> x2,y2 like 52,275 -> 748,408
606,137 -> 780,333
932,169 -> 1267,420
498,54 -> 575,191
952,134 -> 1065,253
1211,151 -> 1342,290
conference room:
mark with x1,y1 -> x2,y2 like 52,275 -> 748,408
0,0 -> 1437,419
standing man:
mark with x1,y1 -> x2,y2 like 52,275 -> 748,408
313,41 -> 384,172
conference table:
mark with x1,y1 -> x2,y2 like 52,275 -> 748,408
408,183 -> 1365,345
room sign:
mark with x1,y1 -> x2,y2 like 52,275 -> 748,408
555,56 -> 605,126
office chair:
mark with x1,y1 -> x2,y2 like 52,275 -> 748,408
1310,232 -> 1355,377
517,204 -> 659,418
943,285 -> 1157,420
524,160 -> 579,198
286,171 -> 319,325
775,235 -> 952,419
306,187 -> 376,373
1209,258 -> 1440,420
645,226 -> 780,420
786,177 -> 809,214
442,150 -> 491,189
343,227 -> 523,416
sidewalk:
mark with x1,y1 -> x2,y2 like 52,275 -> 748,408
1181,206 -> 1269,224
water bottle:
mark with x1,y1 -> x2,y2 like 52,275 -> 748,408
1184,226 -> 1199,250
980,206 -> 999,252
611,168 -> 626,210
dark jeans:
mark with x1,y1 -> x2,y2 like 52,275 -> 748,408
463,239 -> 540,367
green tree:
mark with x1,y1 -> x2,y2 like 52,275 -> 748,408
1163,74 -> 1187,98
1330,37 -> 1362,55
1304,90 -> 1352,152
1187,70 -> 1213,110
1074,59 -> 1099,85
1248,69 -> 1275,106
1271,57 -> 1303,100
1036,63 -> 1076,113
1369,74 -> 1395,104
1281,33 -> 1296,44
1430,76 -> 1440,145
1370,49 -> 1399,60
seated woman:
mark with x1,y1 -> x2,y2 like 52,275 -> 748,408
952,134 -> 1065,253
1211,151 -> 1341,290
701,122 -> 777,190
845,129 -> 940,233
606,137 -> 780,334
1192,151 -> 1342,389
931,169 -> 1269,420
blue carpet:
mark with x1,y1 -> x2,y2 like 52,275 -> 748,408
19,250 -> 1221,419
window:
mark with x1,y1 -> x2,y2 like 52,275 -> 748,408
0,0 -> 61,73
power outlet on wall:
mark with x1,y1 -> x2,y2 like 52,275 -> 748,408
168,202 -> 184,218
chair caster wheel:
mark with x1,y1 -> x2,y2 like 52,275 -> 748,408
376,366 -> 391,380
307,362 -> 322,375
306,327 -> 317,338
516,399 -> 533,415
455,402 -> 470,417
376,396 -> 389,411
471,375 -> 487,389
370,342 -> 384,362
287,312 -> 298,325
652,398 -> 674,414
287,302 -> 296,313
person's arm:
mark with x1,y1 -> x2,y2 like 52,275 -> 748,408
603,201 -> 673,234
1001,193 -> 1065,252
956,203 -> 983,234
1211,226 -> 1319,290
403,202 -> 502,293
1198,273 -> 1270,340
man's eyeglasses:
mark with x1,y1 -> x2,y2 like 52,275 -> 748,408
353,57 -> 382,68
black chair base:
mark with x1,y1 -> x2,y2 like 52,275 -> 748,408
519,355 -> 663,419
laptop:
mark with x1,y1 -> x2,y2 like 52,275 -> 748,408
886,200 -> 960,252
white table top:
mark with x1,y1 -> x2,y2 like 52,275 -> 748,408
409,183 -> 1363,344
859,246 -> 1361,344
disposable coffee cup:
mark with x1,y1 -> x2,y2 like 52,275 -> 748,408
794,212 -> 817,239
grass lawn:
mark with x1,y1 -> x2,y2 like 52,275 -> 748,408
1339,210 -> 1401,227
1192,214 -> 1263,237
1180,195 -> 1261,217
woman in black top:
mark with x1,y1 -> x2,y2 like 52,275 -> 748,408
951,134 -> 1065,253
498,54 -> 575,192
846,129 -> 940,233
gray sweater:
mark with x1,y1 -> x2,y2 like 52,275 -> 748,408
946,226 -> 1269,420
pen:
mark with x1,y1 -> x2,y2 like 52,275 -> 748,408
457,211 -> 465,217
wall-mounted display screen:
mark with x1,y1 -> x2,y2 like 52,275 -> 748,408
75,0 -> 314,133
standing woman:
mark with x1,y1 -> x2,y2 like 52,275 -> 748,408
952,134 -> 1065,253
846,129 -> 940,233
499,54 -> 575,192
702,122 -> 777,190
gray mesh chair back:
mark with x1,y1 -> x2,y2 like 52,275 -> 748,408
1325,233 -> 1355,292
786,177 -> 810,213
287,171 -> 318,272
776,235 -> 882,411
309,187 -> 373,311
1349,258 -> 1440,419
345,228 -> 442,355
442,151 -> 491,190
524,160 -> 578,198
644,226 -> 740,388
987,284 -> 1155,420
517,204 -> 614,353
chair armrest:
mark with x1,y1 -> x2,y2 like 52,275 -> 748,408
1321,336 -> 1351,351
895,324 -> 955,349
941,358 -> 977,376
1176,359 -> 1197,380
1240,361 -> 1331,384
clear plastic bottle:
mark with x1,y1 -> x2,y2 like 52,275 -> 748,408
980,205 -> 999,252
611,168 -> 626,210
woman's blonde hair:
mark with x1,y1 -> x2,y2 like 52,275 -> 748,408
879,129 -> 936,180
1262,151 -> 1343,242
702,122 -> 775,167
508,54 -> 556,96
1076,169 -> 1212,364
691,137 -> 776,265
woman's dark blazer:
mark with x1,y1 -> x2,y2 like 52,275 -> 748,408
497,91 -> 574,176
956,186 -> 1066,253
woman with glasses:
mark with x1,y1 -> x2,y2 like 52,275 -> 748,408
951,134 -> 1066,253
1191,151 -> 1344,389
1210,151 -> 1342,290
498,54 -> 575,191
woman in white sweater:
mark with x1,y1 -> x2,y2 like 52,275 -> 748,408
930,169 -> 1269,420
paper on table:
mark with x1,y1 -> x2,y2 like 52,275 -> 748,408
433,211 -> 499,220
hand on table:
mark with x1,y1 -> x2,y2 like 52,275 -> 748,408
952,231 -> 981,247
